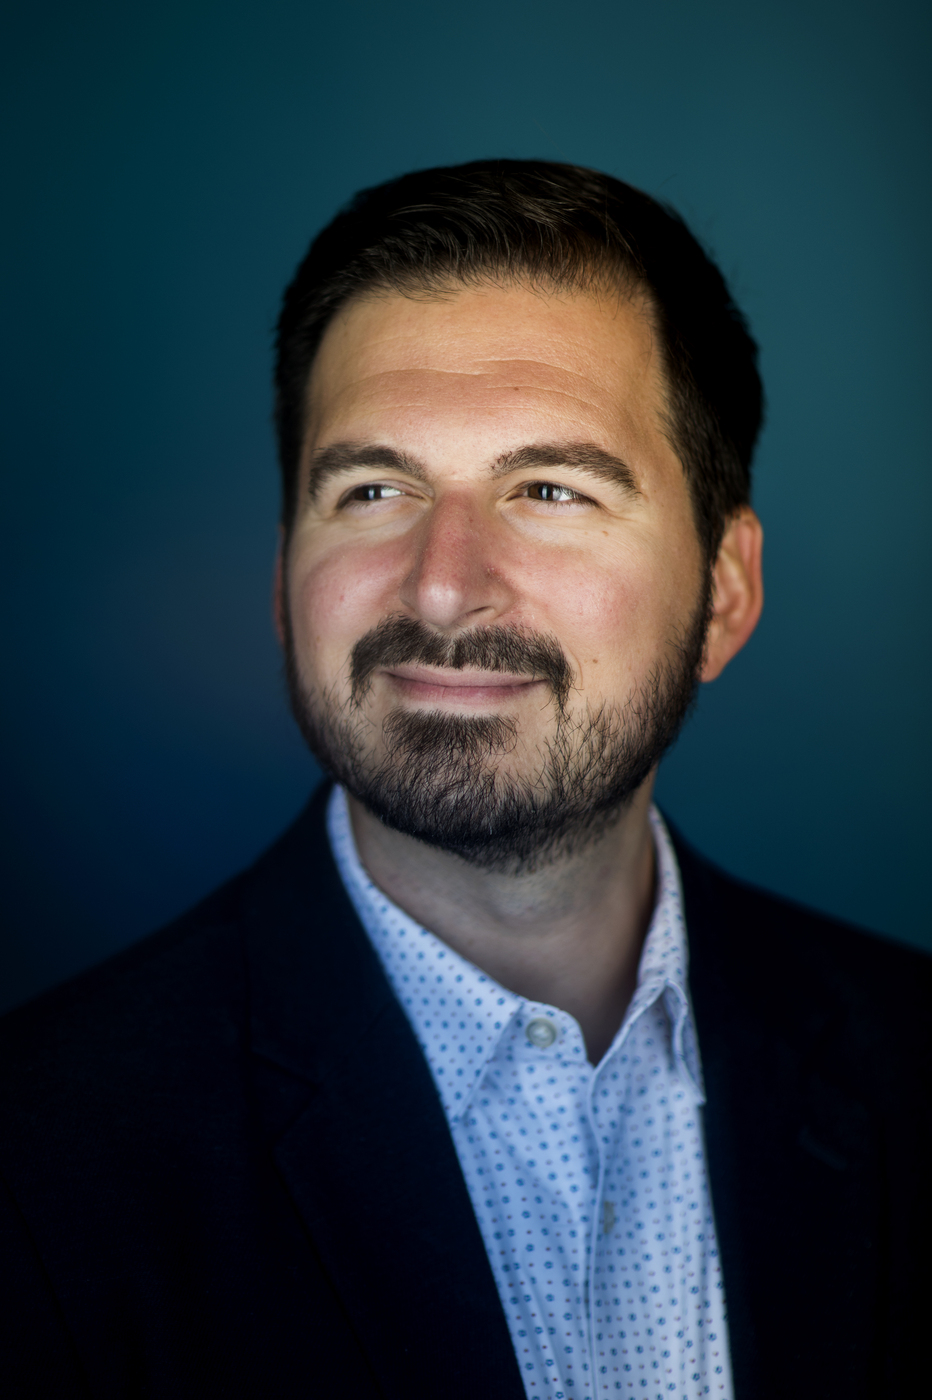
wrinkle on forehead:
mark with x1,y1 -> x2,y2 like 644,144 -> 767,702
317,365 -> 633,408
312,281 -> 658,377
302,282 -> 676,483
311,295 -> 657,406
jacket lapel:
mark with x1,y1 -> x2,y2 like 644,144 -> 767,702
674,832 -> 884,1400
243,786 -> 525,1400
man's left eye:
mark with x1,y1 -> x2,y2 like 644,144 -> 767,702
525,482 -> 585,503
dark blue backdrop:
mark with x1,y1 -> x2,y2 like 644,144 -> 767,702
2,0 -> 930,1012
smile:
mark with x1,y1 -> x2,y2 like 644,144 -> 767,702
382,665 -> 544,707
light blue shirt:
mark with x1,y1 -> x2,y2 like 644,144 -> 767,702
327,786 -> 733,1400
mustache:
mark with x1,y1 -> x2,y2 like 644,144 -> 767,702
349,616 -> 575,713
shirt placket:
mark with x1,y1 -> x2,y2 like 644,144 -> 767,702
586,1059 -> 623,1397
586,984 -> 669,1400
507,1011 -> 600,1394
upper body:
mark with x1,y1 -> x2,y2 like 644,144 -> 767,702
2,160 -> 928,1395
0,780 -> 928,1399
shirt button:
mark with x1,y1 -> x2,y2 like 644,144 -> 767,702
526,1017 -> 558,1049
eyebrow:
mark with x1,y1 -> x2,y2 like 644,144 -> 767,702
492,443 -> 640,495
307,443 -> 429,499
307,440 -> 640,498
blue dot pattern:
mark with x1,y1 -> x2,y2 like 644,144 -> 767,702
328,788 -> 733,1400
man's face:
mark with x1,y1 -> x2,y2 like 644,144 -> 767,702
279,279 -> 710,870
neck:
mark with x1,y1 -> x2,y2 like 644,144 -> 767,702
347,779 -> 658,1064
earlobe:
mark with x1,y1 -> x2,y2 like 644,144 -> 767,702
701,507 -> 764,683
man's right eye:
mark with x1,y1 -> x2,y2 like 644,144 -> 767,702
343,482 -> 404,504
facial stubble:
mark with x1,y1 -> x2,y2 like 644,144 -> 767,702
283,593 -> 711,875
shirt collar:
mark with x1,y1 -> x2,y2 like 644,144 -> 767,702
327,786 -> 704,1119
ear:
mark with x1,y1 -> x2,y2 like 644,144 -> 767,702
701,507 -> 764,683
272,525 -> 287,647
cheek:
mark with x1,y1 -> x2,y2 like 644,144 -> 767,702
287,536 -> 409,676
522,547 -> 679,695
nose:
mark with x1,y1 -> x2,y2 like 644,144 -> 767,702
398,490 -> 514,632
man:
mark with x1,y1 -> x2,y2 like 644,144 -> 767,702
0,161 -> 928,1399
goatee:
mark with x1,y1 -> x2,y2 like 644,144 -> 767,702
283,598 -> 709,875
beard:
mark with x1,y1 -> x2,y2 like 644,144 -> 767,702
283,591 -> 710,875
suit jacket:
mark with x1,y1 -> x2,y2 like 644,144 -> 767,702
0,782 -> 928,1398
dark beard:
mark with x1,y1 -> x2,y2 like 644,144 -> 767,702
283,598 -> 710,874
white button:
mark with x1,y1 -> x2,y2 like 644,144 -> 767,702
526,1017 -> 558,1049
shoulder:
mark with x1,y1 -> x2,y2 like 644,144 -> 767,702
1,852 -> 246,1078
0,881 -> 242,1100
669,822 -> 932,1073
0,785 -> 336,1119
672,823 -> 931,983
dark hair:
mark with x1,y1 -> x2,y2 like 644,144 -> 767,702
274,159 -> 763,560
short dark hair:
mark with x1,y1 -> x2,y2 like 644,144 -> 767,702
274,160 -> 763,560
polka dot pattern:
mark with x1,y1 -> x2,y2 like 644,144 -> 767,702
328,788 -> 733,1400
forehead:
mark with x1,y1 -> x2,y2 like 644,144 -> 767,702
303,280 -> 674,460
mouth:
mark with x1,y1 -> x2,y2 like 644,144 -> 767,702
382,664 -> 545,708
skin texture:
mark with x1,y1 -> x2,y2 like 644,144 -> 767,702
276,279 -> 763,1062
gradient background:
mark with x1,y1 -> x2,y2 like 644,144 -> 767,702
2,0 -> 930,1014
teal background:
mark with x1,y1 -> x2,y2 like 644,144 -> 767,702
2,0 -> 930,1011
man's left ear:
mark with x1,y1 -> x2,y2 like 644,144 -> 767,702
701,507 -> 764,683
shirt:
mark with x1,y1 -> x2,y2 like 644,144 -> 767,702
327,786 -> 733,1400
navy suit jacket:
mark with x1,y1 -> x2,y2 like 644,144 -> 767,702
0,782 -> 929,1397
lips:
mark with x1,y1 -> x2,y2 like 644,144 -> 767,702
383,665 -> 542,705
